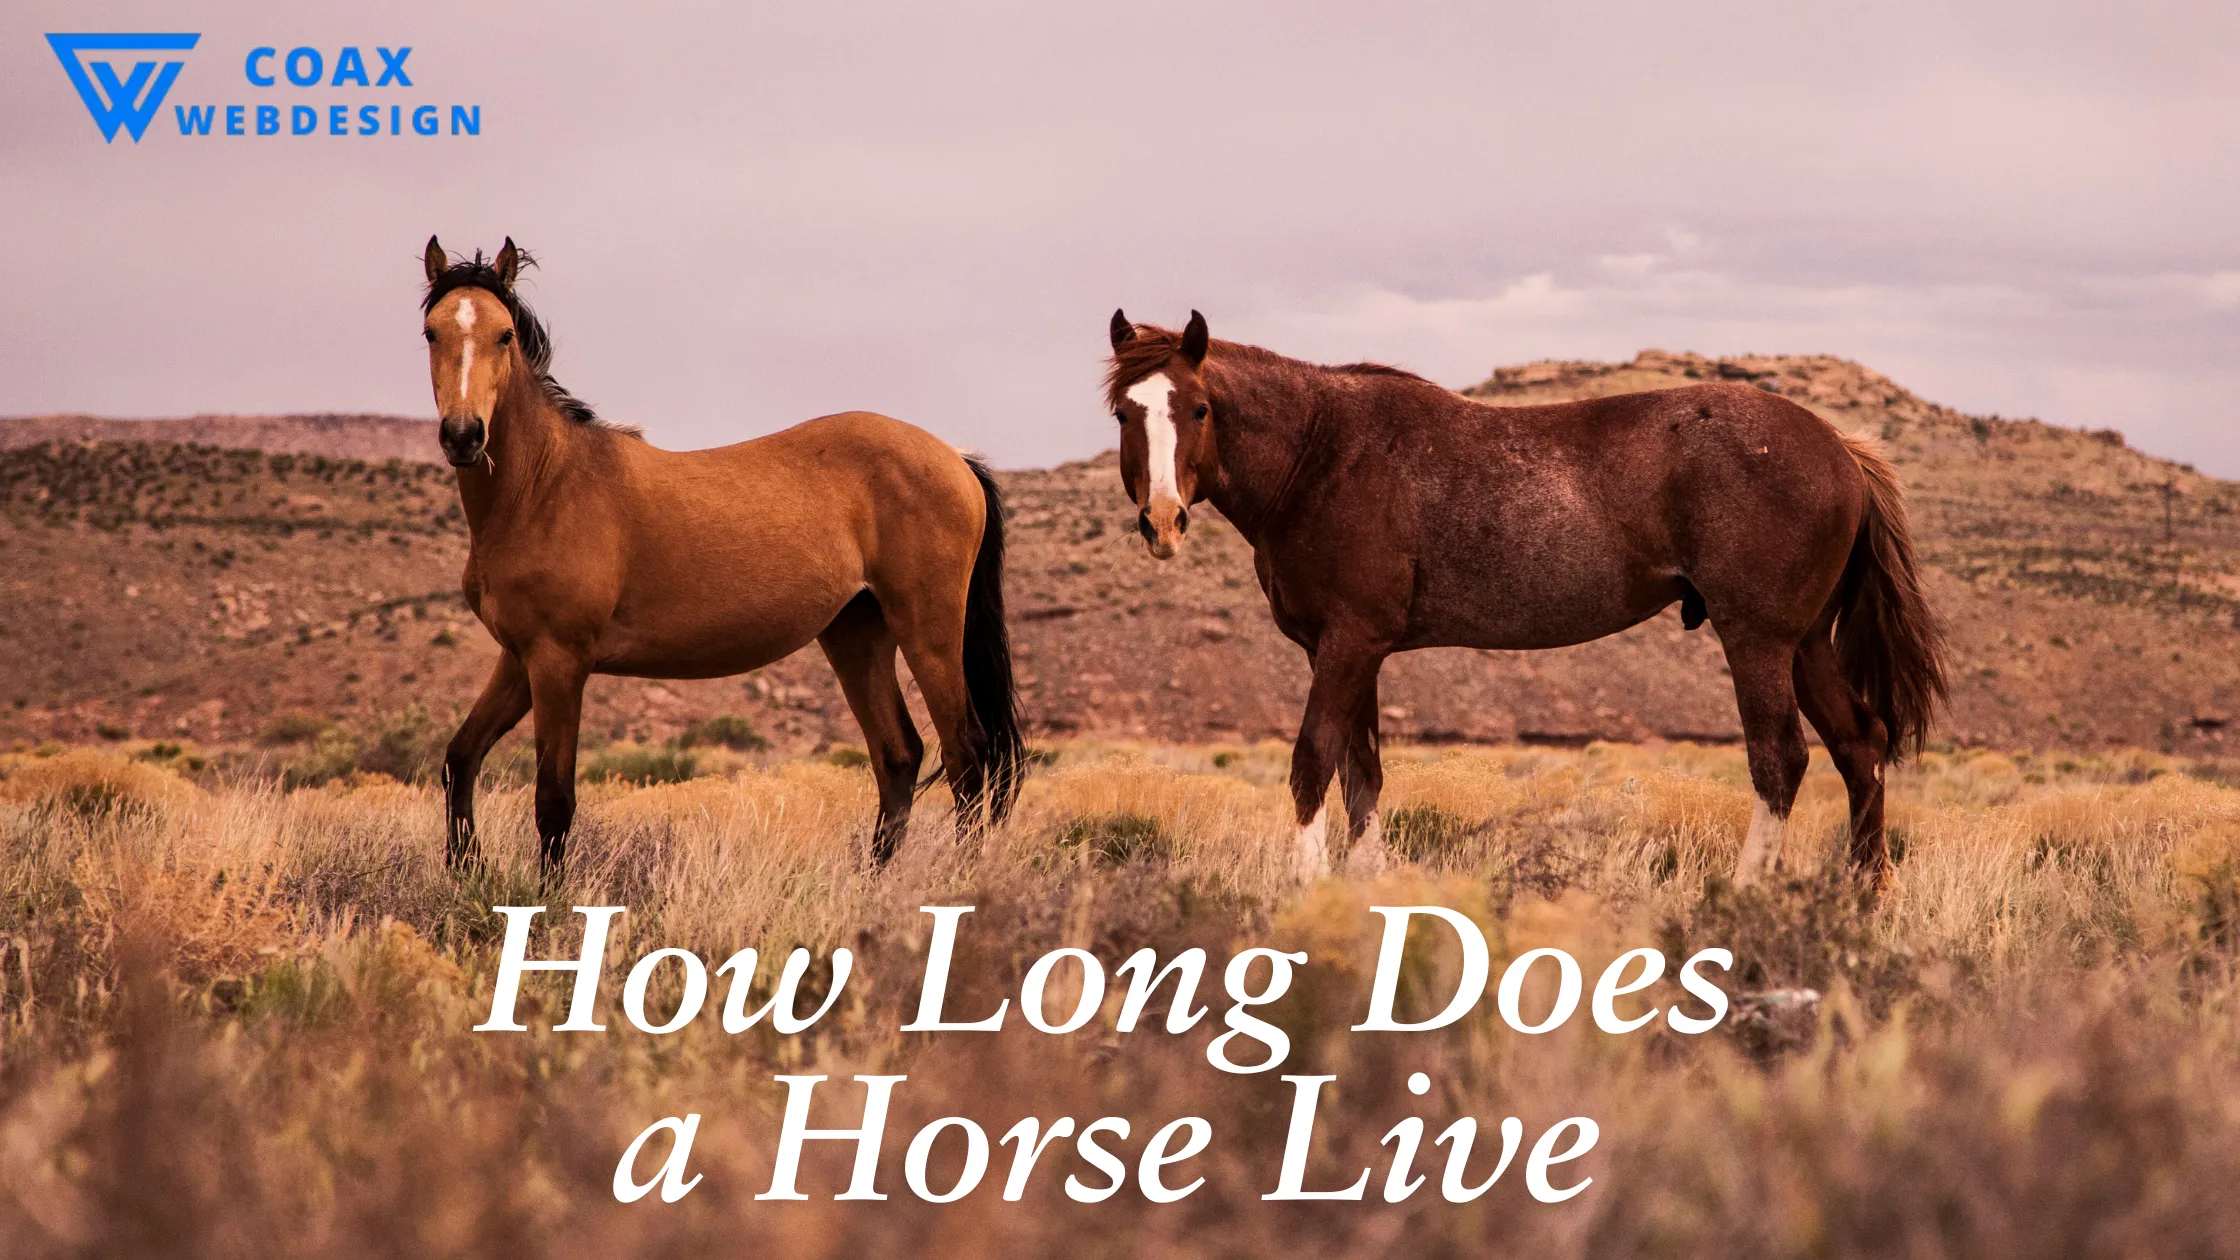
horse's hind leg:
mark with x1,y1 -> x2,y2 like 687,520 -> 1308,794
523,646 -> 590,879
1794,628 -> 1893,883
1338,679 -> 1389,875
877,574 -> 991,839
442,652 -> 531,869
1723,632 -> 1810,886
897,633 -> 991,839
818,593 -> 925,866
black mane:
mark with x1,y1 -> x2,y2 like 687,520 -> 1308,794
421,248 -> 632,434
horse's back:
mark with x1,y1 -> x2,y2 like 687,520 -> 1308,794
578,411 -> 983,675
1363,381 -> 1866,649
690,410 -> 974,487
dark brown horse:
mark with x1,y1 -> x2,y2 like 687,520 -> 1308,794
1104,310 -> 1947,885
420,237 -> 1022,873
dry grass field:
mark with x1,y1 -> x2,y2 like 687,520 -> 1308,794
3,739 -> 2238,1258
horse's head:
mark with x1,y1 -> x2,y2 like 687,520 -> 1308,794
421,236 -> 524,468
1105,308 -> 1214,560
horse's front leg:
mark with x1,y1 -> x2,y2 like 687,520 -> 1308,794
1287,640 -> 1387,883
442,652 -> 531,870
524,646 -> 590,880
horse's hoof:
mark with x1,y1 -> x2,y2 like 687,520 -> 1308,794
1290,808 -> 1331,883
1346,839 -> 1392,877
1344,812 -> 1390,877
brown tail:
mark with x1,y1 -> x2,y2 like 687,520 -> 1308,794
1833,434 -> 1950,758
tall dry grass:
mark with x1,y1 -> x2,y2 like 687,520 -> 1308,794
1,740 -> 2237,1257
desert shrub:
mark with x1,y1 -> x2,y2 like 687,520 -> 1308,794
676,715 -> 767,752
1668,866 -> 1931,1032
825,746 -> 870,769
1056,811 -> 1173,865
1383,804 -> 1475,864
70,850 -> 305,989
2193,860 -> 2240,955
276,707 -> 445,787
242,955 -> 349,1025
581,745 -> 699,786
282,726 -> 363,789
0,749 -> 196,819
354,704 -> 442,782
260,711 -> 330,745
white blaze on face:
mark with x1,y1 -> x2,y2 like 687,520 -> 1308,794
1126,373 -> 1180,506
453,295 -> 478,406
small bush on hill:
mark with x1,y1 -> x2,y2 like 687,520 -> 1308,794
581,745 -> 699,786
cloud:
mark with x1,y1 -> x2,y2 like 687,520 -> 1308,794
1239,238 -> 2240,472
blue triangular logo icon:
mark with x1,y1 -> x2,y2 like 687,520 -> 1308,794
47,33 -> 201,143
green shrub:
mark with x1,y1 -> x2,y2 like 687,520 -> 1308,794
1383,805 -> 1476,864
582,746 -> 700,786
275,706 -> 444,787
261,711 -> 330,746
676,715 -> 768,752
825,746 -> 871,769
1056,812 -> 1173,866
282,727 -> 363,788
356,704 -> 442,782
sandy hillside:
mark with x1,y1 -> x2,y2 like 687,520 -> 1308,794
6,351 -> 2240,754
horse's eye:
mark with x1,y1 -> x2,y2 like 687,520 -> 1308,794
497,329 -> 514,346
1113,410 -> 1125,424
1194,404 -> 1210,420
422,329 -> 436,344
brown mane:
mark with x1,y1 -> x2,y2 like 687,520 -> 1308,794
1103,323 -> 1426,409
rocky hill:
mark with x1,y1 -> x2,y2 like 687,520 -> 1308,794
6,352 -> 2240,758
1,414 -> 436,463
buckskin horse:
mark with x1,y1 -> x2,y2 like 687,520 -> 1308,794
1103,310 -> 1947,886
420,237 -> 1021,874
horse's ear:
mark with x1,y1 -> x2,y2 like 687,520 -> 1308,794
494,238 -> 521,292
1109,308 -> 1135,351
1180,310 -> 1209,367
423,236 -> 446,285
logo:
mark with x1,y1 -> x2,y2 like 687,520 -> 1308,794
46,35 -> 484,144
47,33 -> 200,143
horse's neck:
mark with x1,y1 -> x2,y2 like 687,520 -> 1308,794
454,374 -> 575,535
1203,355 -> 1330,541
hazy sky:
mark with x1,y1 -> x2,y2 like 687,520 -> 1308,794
5,2 -> 2236,471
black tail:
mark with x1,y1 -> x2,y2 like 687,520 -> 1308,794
961,455 -> 1026,822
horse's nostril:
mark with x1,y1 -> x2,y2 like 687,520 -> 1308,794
1176,507 -> 1190,534
1137,510 -> 1156,544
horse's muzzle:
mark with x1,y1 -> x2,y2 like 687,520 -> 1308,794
1137,502 -> 1189,560
440,417 -> 487,468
